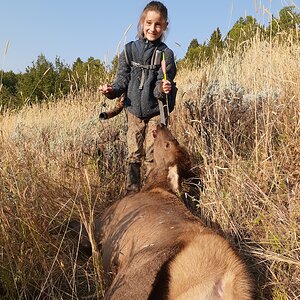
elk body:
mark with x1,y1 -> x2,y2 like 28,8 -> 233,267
99,124 -> 253,300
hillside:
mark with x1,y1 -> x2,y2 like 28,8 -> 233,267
0,38 -> 299,299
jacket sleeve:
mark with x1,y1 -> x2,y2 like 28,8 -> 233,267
105,49 -> 131,99
153,48 -> 177,100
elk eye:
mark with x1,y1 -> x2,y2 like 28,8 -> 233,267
165,142 -> 170,148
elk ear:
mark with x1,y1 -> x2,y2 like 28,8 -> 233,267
168,165 -> 180,193
213,278 -> 225,298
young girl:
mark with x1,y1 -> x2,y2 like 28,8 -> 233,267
99,1 -> 177,194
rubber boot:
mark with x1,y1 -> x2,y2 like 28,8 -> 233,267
125,163 -> 141,195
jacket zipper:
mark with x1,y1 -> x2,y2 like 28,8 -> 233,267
143,39 -> 149,64
139,39 -> 149,118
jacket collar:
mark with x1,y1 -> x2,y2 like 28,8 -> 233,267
141,37 -> 162,47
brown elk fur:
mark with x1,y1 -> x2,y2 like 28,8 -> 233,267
99,124 -> 253,300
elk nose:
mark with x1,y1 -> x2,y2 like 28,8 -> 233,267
152,129 -> 158,138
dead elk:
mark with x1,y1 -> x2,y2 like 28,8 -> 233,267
100,124 -> 253,300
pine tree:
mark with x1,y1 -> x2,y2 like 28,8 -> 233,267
19,54 -> 57,103
225,16 -> 261,51
266,6 -> 300,39
0,71 -> 22,109
207,27 -> 223,58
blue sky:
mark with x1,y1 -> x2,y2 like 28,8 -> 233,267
0,0 -> 298,73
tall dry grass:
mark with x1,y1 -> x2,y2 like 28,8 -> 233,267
0,91 -> 127,299
0,37 -> 299,299
172,37 -> 300,299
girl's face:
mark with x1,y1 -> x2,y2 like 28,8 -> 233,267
142,10 -> 167,41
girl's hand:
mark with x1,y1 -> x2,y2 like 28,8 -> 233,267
162,79 -> 171,94
98,84 -> 113,94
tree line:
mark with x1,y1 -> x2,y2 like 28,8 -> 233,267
0,55 -> 118,111
0,6 -> 299,111
182,6 -> 300,67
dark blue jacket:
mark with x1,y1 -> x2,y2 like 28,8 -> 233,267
106,38 -> 177,119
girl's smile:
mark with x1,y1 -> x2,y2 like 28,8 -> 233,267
142,10 -> 167,41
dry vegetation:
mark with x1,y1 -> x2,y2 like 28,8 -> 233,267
0,37 -> 299,299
